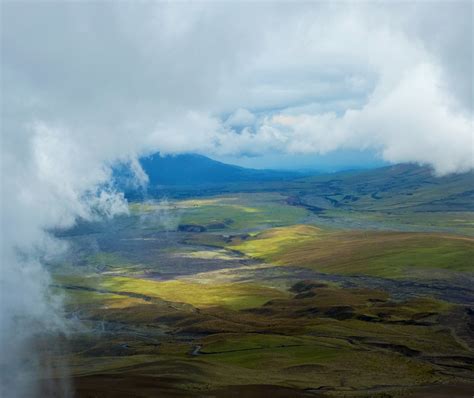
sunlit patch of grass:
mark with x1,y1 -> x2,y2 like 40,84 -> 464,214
116,278 -> 288,310
231,226 -> 474,278
231,224 -> 322,257
59,288 -> 148,309
56,275 -> 289,310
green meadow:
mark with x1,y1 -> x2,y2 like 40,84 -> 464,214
47,173 -> 474,397
231,225 -> 474,278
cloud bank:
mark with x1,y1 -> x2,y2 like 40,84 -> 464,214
2,2 -> 472,173
1,1 -> 472,396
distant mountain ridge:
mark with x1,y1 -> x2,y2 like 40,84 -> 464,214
114,154 -> 473,215
295,163 -> 474,213
113,153 -> 302,195
140,153 -> 300,185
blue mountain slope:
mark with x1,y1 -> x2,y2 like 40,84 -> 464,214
113,153 -> 301,191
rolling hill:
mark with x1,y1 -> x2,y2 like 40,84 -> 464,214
295,163 -> 474,213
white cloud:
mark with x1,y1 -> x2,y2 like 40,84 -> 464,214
0,121 -> 130,396
225,108 -> 256,128
220,63 -> 472,175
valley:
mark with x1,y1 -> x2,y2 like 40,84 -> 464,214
39,164 -> 474,397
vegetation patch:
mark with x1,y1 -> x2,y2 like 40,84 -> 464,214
55,275 -> 289,311
231,226 -> 474,278
176,194 -> 310,231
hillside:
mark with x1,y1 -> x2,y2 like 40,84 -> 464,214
296,163 -> 474,213
281,164 -> 474,234
140,153 -> 299,185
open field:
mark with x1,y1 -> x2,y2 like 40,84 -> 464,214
230,225 -> 474,279
47,269 -> 473,397
128,193 -> 311,232
41,175 -> 474,397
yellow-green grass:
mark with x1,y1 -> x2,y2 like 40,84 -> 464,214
57,287 -> 148,309
230,224 -> 323,257
55,275 -> 288,311
231,225 -> 474,278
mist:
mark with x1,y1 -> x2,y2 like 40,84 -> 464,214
1,1 -> 472,396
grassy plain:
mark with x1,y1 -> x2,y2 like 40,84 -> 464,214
130,193 -> 310,231
45,167 -> 474,397
57,274 -> 288,311
51,270 -> 473,397
231,225 -> 474,278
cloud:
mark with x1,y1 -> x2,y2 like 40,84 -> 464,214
0,2 -> 472,396
0,121 -> 130,396
225,108 -> 257,128
219,63 -> 472,175
2,2 -> 471,170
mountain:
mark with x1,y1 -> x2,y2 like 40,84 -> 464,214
113,153 -> 302,196
140,153 -> 300,185
115,155 -> 473,215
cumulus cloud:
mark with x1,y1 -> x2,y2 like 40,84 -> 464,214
225,108 -> 257,129
219,63 -> 472,175
0,1 -> 472,396
2,2 -> 472,171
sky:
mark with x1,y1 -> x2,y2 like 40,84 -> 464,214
2,2 -> 473,174
214,149 -> 388,172
0,1 -> 473,396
